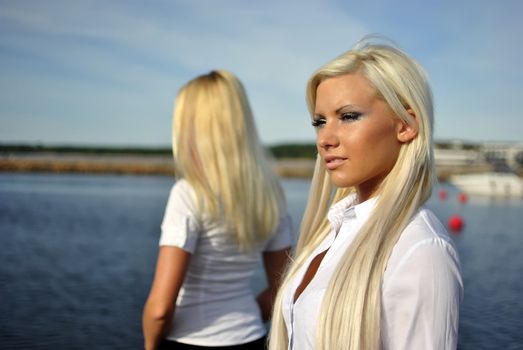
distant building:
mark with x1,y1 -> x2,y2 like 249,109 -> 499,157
434,141 -> 523,172
434,148 -> 485,167
481,142 -> 523,171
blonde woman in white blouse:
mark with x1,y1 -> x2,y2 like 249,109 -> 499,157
143,70 -> 292,350
268,39 -> 463,350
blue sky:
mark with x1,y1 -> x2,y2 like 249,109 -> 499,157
0,0 -> 521,147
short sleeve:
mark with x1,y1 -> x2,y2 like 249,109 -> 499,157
159,180 -> 201,253
264,213 -> 293,251
381,238 -> 463,350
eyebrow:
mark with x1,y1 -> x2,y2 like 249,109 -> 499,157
336,104 -> 359,114
314,104 -> 359,117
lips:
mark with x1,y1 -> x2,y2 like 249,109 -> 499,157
324,155 -> 347,170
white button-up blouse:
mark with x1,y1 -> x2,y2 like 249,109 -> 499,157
282,194 -> 463,349
159,179 -> 292,346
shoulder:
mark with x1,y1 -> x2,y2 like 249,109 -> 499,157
393,207 -> 458,260
169,178 -> 194,199
384,207 -> 462,292
161,179 -> 200,227
403,208 -> 454,245
160,179 -> 202,250
381,208 -> 463,349
263,212 -> 293,251
166,179 -> 197,210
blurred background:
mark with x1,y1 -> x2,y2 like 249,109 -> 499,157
1,1 -> 522,349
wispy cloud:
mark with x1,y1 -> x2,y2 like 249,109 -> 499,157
0,0 -> 521,145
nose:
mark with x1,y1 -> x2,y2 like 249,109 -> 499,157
316,122 -> 339,150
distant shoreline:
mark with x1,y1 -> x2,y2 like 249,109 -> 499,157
0,152 -> 498,180
0,152 -> 316,178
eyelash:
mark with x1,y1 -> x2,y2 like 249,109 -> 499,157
311,118 -> 325,128
311,112 -> 362,128
341,111 -> 362,122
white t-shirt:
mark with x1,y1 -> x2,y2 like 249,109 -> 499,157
159,179 -> 292,346
282,194 -> 463,350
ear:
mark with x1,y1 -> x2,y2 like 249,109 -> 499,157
396,108 -> 419,143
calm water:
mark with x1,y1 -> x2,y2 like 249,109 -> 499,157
1,173 -> 522,349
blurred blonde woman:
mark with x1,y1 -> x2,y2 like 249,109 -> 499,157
143,70 -> 292,350
269,40 -> 463,350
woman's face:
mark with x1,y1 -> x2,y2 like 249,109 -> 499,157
314,72 -> 405,202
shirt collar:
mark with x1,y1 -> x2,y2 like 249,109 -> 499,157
327,193 -> 378,233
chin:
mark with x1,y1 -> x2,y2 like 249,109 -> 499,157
328,173 -> 354,189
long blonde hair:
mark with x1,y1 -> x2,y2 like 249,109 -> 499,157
269,41 -> 434,349
172,70 -> 285,250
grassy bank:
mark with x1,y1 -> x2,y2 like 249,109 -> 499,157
0,153 -> 316,178
1,143 -> 505,180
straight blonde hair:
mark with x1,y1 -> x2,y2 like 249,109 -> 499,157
269,40 -> 435,349
172,70 -> 285,250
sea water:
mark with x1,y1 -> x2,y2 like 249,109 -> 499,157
0,173 -> 522,349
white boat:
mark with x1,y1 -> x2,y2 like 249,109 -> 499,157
449,172 -> 523,197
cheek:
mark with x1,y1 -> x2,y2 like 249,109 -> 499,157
362,123 -> 401,164
348,123 -> 395,150
371,118 -> 398,145
375,132 -> 402,168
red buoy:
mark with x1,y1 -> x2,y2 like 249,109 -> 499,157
457,192 -> 468,204
448,215 -> 464,233
438,189 -> 448,200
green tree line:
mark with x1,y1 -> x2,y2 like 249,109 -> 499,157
0,143 -> 318,159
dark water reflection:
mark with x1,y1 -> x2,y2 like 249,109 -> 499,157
0,173 -> 522,349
